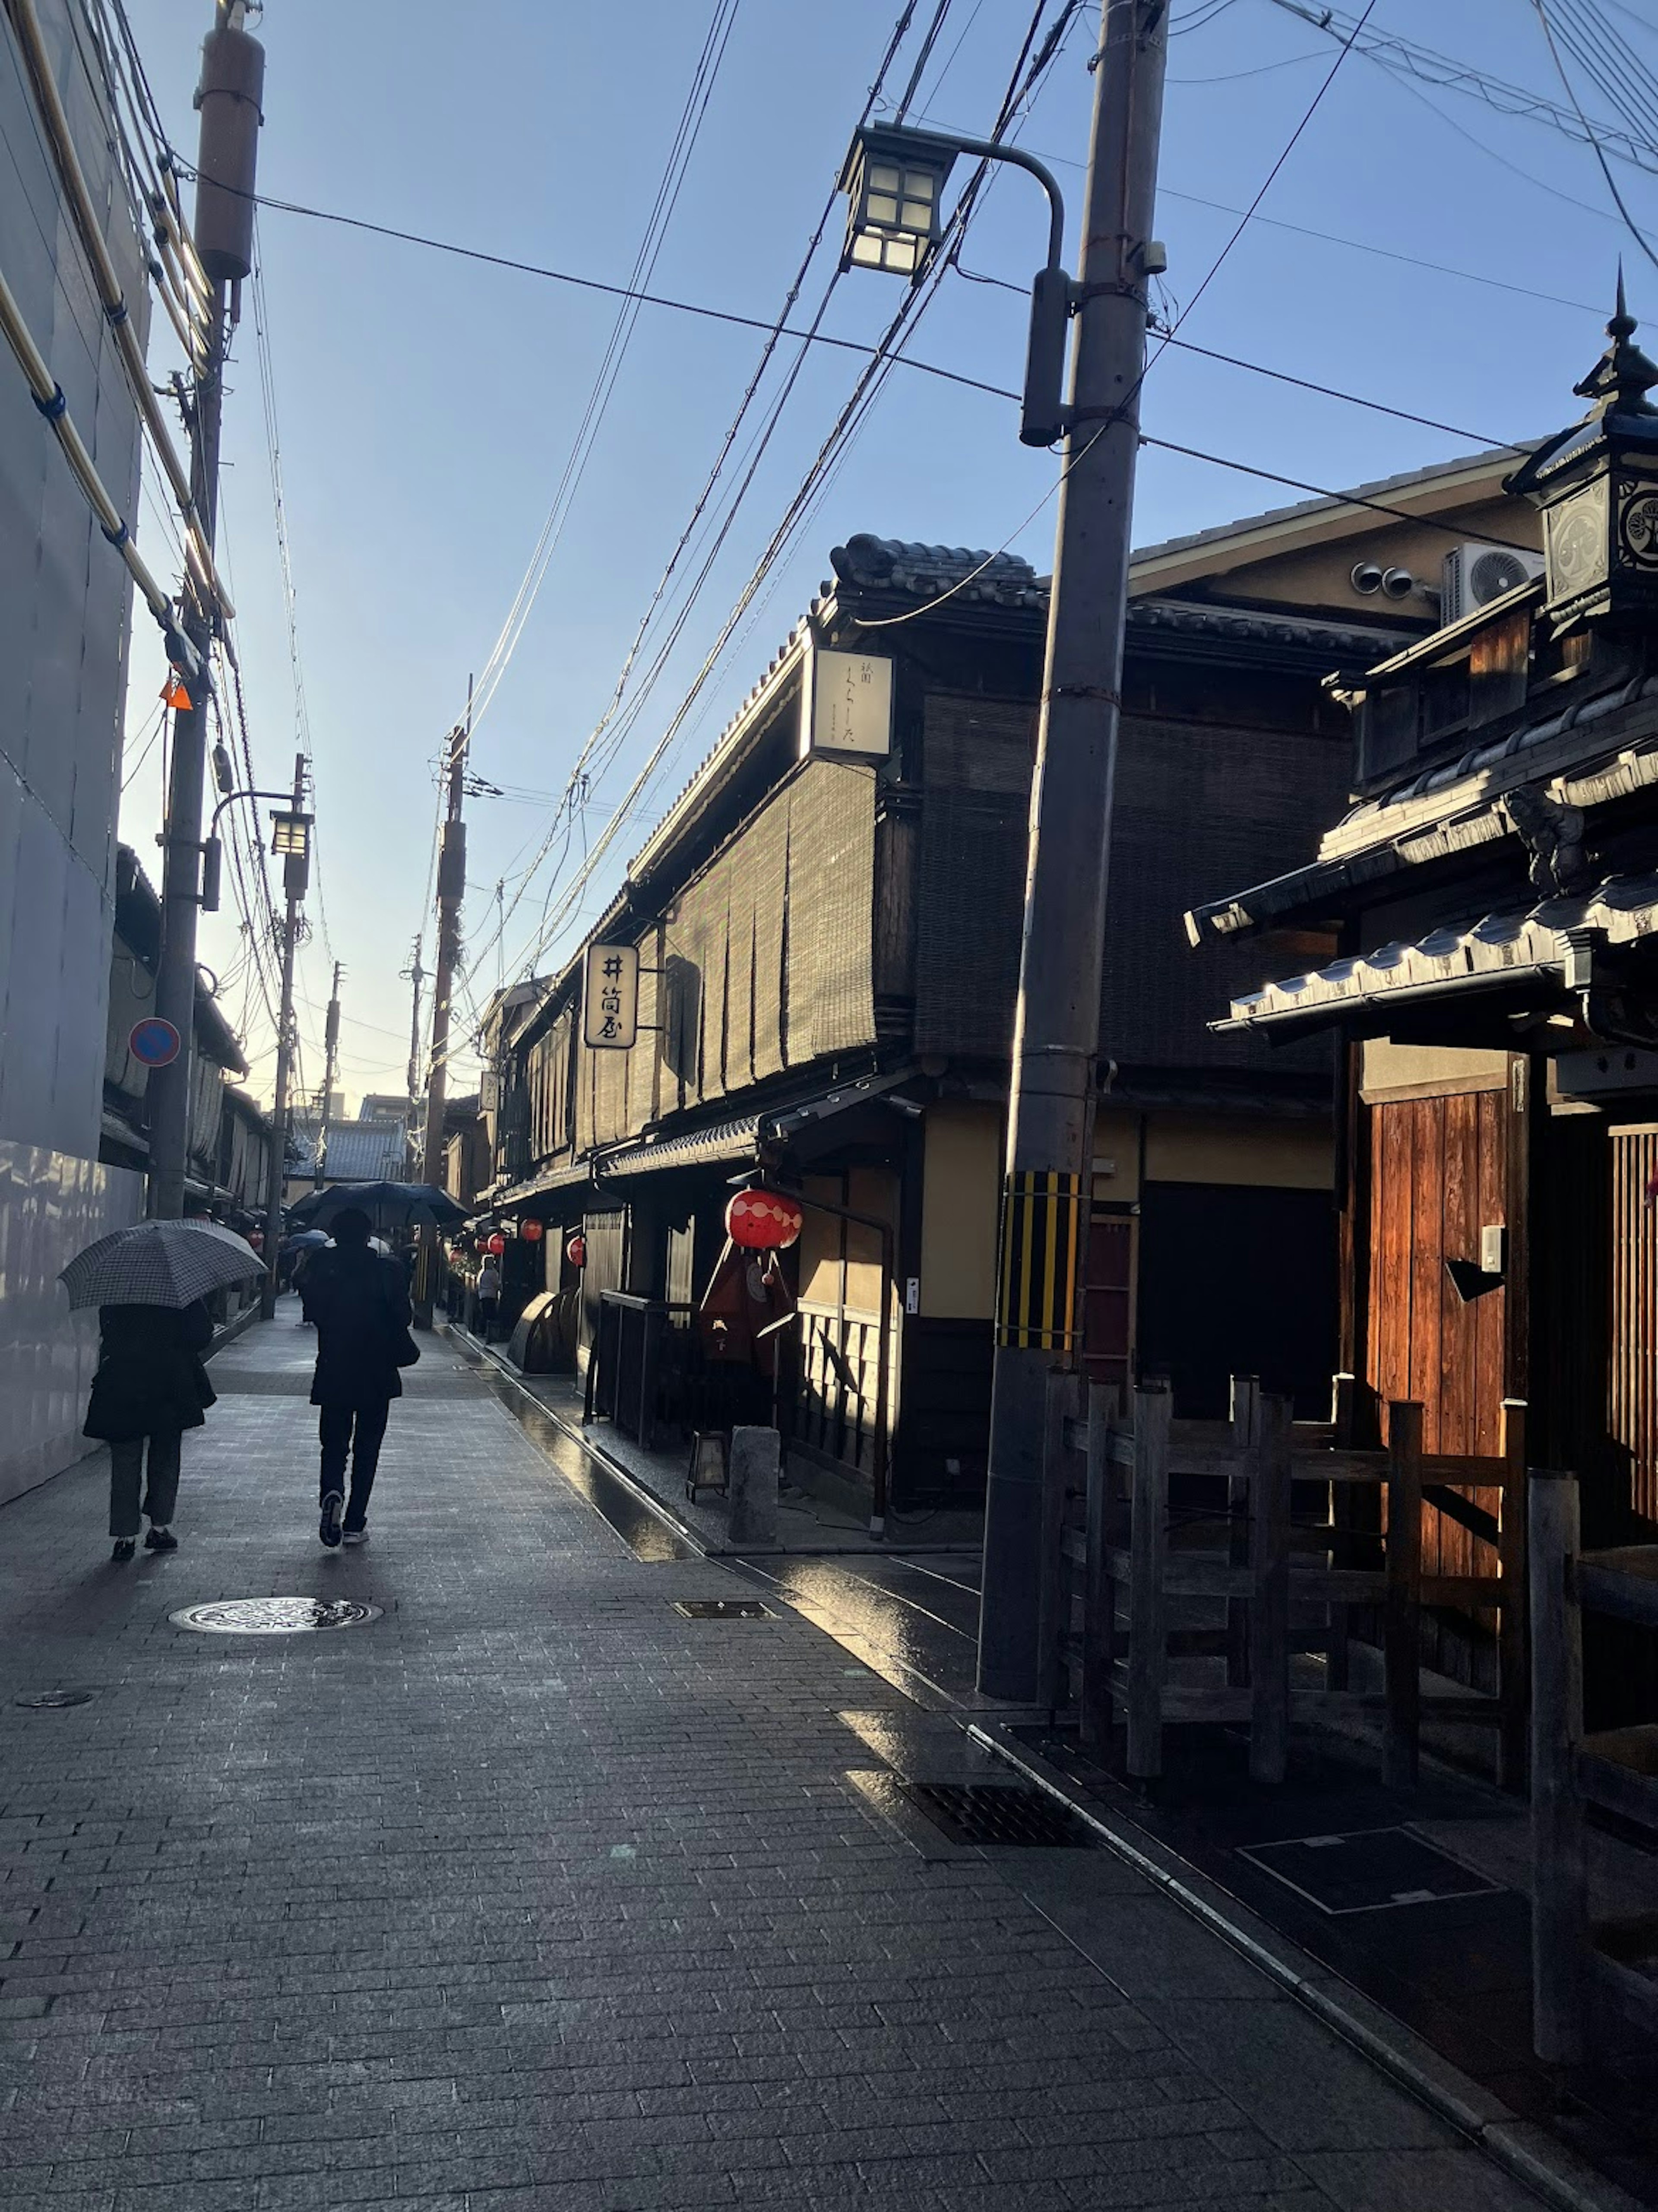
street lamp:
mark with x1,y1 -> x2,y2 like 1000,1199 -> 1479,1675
837,120 -> 1075,448
269,808 -> 312,858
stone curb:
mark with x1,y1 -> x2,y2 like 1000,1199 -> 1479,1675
965,1722 -> 1645,2212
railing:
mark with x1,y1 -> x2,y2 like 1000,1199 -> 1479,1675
1530,1472 -> 1658,2063
584,1293 -> 693,1454
1046,1372 -> 1527,1788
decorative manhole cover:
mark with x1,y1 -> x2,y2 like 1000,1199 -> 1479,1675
1237,1828 -> 1503,1915
897,1781 -> 1097,1849
169,1597 -> 383,1635
14,1690 -> 95,1709
673,1598 -> 774,1620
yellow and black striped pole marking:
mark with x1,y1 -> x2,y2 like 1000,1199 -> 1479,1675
995,1169 -> 1082,1352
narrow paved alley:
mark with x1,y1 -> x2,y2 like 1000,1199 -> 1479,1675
0,1309 -> 1546,2210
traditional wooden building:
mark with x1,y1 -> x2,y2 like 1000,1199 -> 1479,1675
484,456 -> 1544,1518
1188,296 -> 1658,1719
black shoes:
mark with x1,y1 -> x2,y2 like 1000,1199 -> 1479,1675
111,1537 -> 136,1563
144,1526 -> 177,1553
320,1491 -> 344,1549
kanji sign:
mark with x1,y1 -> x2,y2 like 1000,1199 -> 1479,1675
802,646 -> 892,759
129,1017 -> 182,1068
583,941 -> 639,1050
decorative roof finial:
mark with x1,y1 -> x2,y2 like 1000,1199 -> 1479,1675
1574,267 -> 1658,419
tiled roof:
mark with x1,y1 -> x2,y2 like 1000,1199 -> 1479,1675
829,534 -> 1047,608
1221,871 -> 1658,1037
1127,444 -> 1531,569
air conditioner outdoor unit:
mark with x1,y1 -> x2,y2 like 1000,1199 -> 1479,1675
1441,541 -> 1545,625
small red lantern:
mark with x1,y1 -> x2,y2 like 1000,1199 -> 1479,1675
521,1219 -> 545,1243
726,1186 -> 803,1251
566,1233 -> 587,1269
486,1232 -> 506,1257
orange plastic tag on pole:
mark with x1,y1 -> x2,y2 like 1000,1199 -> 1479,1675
161,675 -> 192,712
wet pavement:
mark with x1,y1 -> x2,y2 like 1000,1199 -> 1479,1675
0,1302 -> 1603,2209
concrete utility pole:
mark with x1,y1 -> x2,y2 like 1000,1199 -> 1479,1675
314,960 -> 343,1189
146,0 -> 263,1218
258,751 -> 307,1318
414,699 -> 468,1323
400,935 -> 426,1159
976,0 -> 1169,1702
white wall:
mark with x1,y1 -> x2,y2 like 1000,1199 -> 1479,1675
0,1141 -> 143,1507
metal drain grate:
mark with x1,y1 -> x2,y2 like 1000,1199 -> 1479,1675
170,1597 -> 383,1635
14,1690 -> 95,1709
1238,1827 -> 1503,1915
673,1598 -> 774,1620
896,1781 -> 1097,1849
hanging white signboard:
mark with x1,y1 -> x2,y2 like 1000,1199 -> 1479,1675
800,646 -> 893,759
583,942 -> 639,1050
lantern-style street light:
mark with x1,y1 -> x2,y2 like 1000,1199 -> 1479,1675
837,120 -> 1079,448
269,808 -> 313,860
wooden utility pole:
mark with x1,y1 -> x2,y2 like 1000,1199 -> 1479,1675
258,751 -> 307,1317
977,0 -> 1170,1700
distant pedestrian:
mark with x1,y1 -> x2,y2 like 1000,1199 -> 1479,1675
83,1300 -> 216,1562
476,1257 -> 502,1342
302,1206 -> 418,1549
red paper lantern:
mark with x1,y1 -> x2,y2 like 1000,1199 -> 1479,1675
726,1186 -> 803,1251
566,1233 -> 587,1269
486,1232 -> 506,1257
521,1219 -> 545,1243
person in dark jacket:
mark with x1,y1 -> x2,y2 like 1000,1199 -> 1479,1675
83,1300 -> 215,1562
301,1207 -> 414,1549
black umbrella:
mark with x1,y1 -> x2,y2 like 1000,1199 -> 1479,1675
288,1181 -> 467,1232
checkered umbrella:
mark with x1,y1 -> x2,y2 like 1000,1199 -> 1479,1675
59,1220 -> 263,1312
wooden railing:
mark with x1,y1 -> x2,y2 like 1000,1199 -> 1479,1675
1045,1373 -> 1528,1788
1530,1471 -> 1658,2063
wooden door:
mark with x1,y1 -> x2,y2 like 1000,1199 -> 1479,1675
1082,1213 -> 1134,1396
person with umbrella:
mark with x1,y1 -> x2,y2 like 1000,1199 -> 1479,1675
300,1205 -> 418,1548
61,1220 -> 262,1562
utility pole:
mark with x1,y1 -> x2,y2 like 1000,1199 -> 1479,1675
314,960 -> 342,1189
414,694 -> 469,1324
400,935 -> 426,1159
258,751 -> 307,1318
976,0 -> 1169,1701
146,0 -> 263,1217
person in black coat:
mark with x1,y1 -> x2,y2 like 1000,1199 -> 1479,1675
301,1206 -> 415,1549
83,1300 -> 215,1562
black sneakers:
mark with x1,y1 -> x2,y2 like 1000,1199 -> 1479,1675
144,1526 -> 178,1552
111,1537 -> 136,1563
319,1491 -> 344,1549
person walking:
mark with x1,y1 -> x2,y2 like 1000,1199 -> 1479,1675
301,1206 -> 416,1548
476,1255 -> 502,1342
82,1299 -> 216,1562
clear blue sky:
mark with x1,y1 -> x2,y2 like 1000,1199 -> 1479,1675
115,0 -> 1654,1109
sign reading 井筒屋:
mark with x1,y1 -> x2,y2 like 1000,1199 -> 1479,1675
801,646 -> 892,759
583,941 -> 639,1050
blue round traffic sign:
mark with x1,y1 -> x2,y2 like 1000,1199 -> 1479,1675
130,1017 -> 182,1068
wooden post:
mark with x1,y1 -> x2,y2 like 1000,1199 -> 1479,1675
1126,1379 -> 1171,1781
1249,1393 -> 1292,1784
1384,1400 -> 1424,1791
1329,1372 -> 1356,1692
1529,1466 -> 1587,2066
1035,1369 -> 1079,1717
1498,1398 -> 1529,1794
1081,1382 -> 1114,1748
1228,1374 -> 1259,1687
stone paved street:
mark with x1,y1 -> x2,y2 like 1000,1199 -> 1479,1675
0,1308 -> 1549,2211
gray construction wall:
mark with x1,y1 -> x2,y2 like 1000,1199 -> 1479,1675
0,0 -> 150,1505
